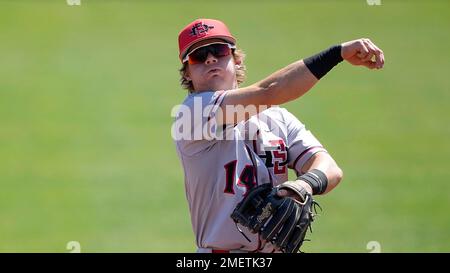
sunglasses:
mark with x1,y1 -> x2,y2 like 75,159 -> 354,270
183,43 -> 236,65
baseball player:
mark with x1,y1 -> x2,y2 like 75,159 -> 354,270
173,19 -> 384,253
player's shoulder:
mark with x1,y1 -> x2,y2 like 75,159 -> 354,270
174,91 -> 224,121
261,106 -> 295,121
263,106 -> 290,115
180,90 -> 225,108
261,106 -> 305,130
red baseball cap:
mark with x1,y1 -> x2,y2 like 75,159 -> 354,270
178,18 -> 236,62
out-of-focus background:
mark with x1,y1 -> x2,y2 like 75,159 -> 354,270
1,0 -> 449,252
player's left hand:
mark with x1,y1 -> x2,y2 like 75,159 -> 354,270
341,38 -> 385,69
231,183 -> 318,253
277,180 -> 313,202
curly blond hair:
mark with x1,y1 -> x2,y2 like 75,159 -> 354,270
179,48 -> 246,92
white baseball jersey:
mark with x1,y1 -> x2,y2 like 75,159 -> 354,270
173,91 -> 327,252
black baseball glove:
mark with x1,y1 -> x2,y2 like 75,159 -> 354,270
230,182 -> 319,253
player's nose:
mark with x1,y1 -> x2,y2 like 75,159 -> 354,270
204,53 -> 218,65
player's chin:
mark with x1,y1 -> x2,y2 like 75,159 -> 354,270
206,75 -> 226,87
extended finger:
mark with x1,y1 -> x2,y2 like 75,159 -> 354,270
363,39 -> 384,69
373,44 -> 385,68
377,50 -> 385,68
368,41 -> 384,68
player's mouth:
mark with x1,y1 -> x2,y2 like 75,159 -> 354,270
206,67 -> 222,76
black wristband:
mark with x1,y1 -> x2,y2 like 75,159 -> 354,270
298,169 -> 328,195
303,45 -> 343,79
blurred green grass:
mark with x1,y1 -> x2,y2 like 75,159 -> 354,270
0,0 -> 449,252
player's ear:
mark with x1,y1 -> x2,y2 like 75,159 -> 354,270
184,66 -> 192,81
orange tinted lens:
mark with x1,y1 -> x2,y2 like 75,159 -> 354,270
187,44 -> 231,64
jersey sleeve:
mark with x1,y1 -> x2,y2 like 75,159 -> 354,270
173,91 -> 226,157
282,109 -> 328,175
